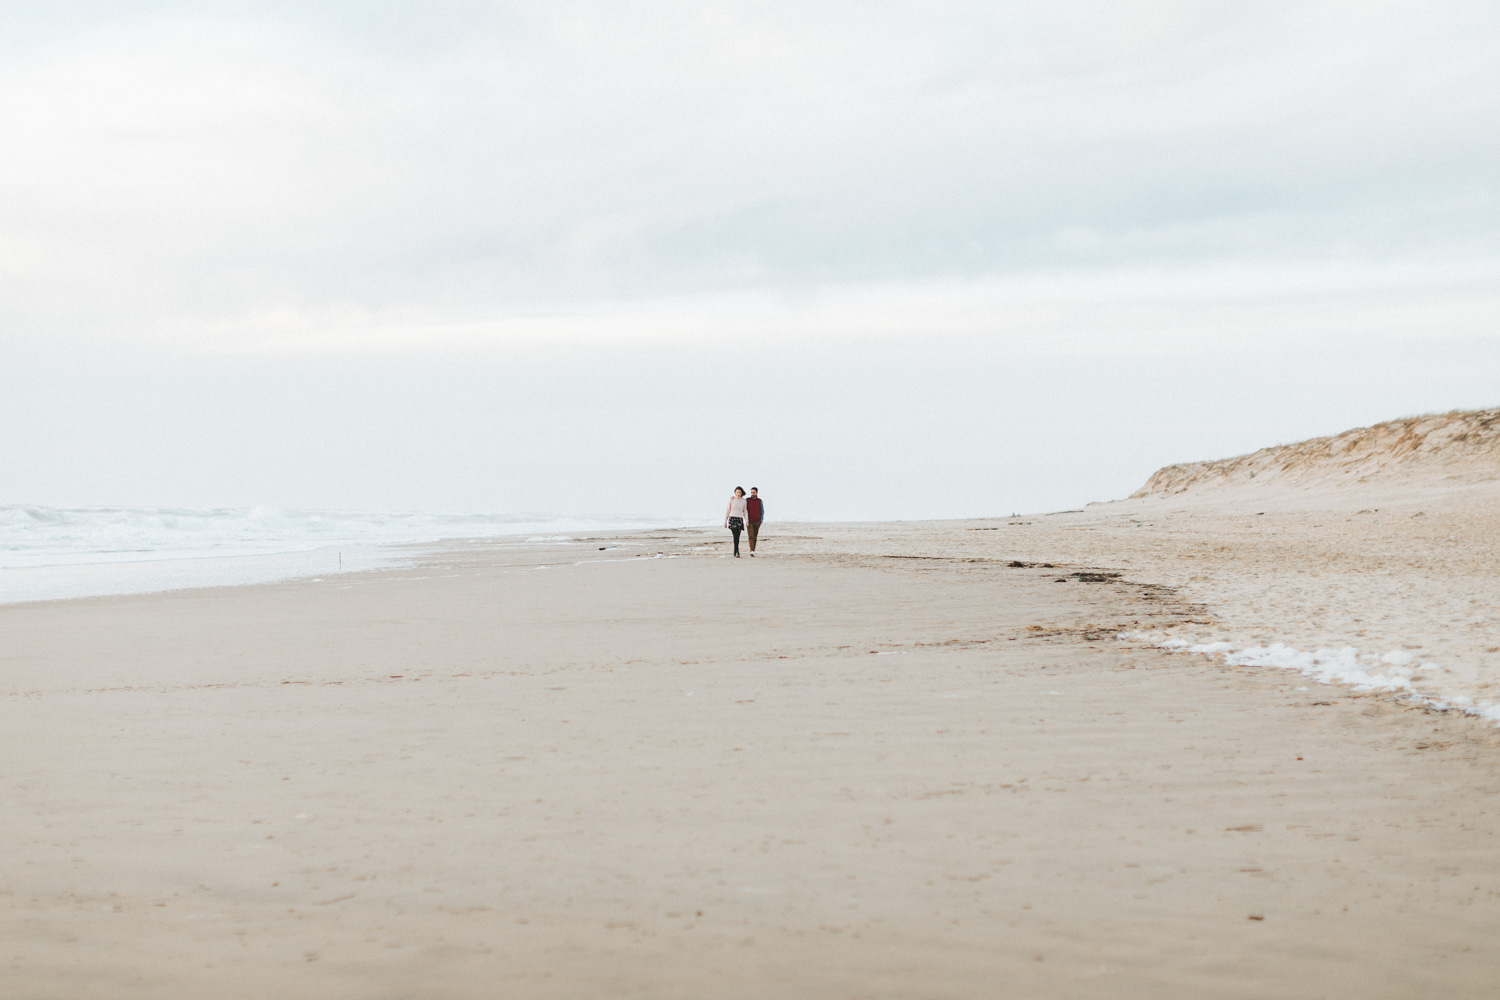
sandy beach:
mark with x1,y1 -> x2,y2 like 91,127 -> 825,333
6,443 -> 1500,999
8,3 -> 1500,994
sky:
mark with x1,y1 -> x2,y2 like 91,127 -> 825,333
3,1 -> 1498,521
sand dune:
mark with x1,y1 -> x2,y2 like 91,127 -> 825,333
1133,407 -> 1500,497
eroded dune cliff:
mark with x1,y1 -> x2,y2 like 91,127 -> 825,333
1133,408 -> 1500,497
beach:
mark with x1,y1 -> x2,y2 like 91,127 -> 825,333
5,490 -> 1500,998
8,3 -> 1499,994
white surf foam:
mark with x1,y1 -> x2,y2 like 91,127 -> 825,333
1124,631 -> 1500,724
0,504 -> 689,604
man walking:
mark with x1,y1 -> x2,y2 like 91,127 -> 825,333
745,487 -> 765,556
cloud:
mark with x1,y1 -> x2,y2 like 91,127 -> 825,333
1,1 -> 1497,356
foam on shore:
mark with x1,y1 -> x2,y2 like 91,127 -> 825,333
1124,631 -> 1500,724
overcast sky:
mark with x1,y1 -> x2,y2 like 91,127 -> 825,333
3,1 -> 1498,520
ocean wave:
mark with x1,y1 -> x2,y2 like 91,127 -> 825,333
0,504 -> 688,571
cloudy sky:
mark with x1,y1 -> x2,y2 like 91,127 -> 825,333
3,1 -> 1497,520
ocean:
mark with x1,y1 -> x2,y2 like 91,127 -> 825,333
0,505 -> 690,604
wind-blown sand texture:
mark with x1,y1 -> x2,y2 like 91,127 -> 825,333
4,409 -> 1500,998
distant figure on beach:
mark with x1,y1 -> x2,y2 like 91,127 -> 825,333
745,487 -> 765,557
724,486 -> 748,558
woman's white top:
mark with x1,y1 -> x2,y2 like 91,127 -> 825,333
726,496 -> 749,521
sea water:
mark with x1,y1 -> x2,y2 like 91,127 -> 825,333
0,505 -> 687,604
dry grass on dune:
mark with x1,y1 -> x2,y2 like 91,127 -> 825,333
1134,407 -> 1500,497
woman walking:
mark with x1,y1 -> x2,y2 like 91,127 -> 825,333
724,486 -> 749,558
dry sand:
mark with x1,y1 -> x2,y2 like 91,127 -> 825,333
865,478 -> 1500,717
5,490 -> 1500,998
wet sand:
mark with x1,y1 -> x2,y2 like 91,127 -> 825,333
3,520 -> 1500,998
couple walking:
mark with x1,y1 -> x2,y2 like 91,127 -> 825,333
723,486 -> 765,558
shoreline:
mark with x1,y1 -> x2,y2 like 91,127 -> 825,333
7,481 -> 1498,719
0,544 -> 405,607
0,505 -> 701,606
10,486 -> 1499,718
